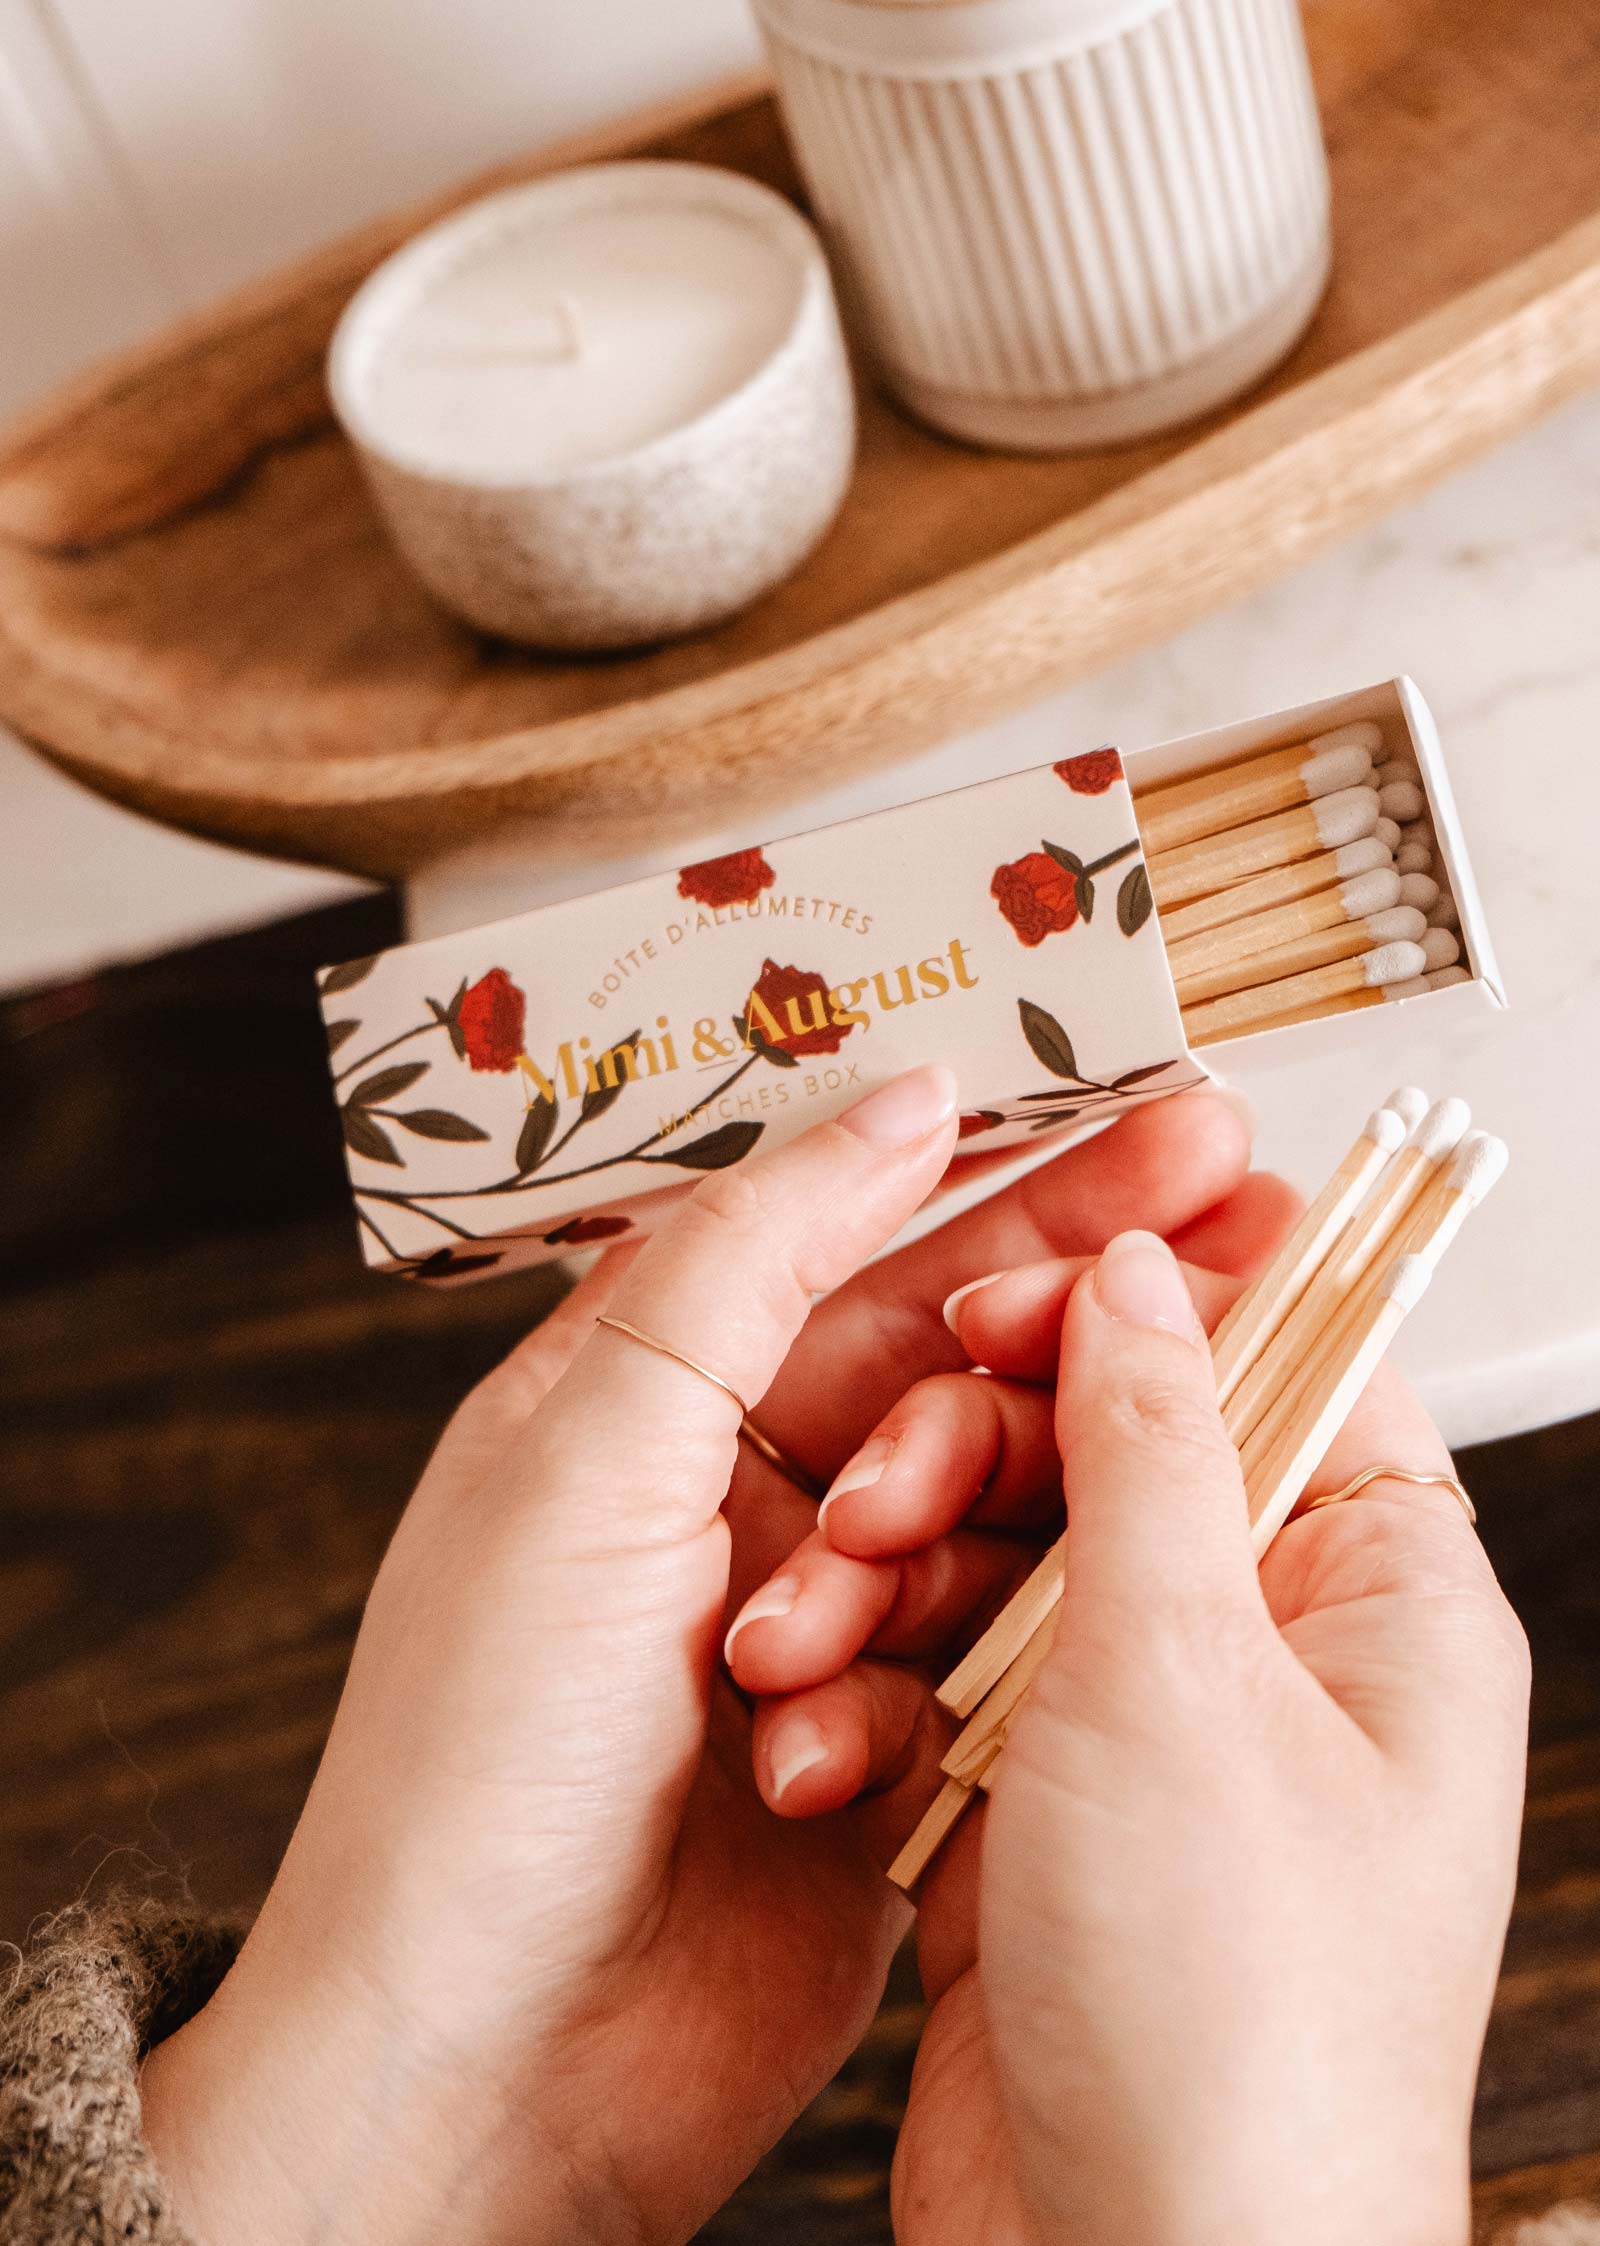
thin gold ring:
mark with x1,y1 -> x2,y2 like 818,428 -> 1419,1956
593,1314 -> 824,1499
1295,1464 -> 1476,1526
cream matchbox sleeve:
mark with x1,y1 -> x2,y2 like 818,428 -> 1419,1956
318,747 -> 1203,1283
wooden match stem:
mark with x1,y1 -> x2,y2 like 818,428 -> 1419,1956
1163,877 -> 1395,985
1179,945 -> 1414,1045
1132,737 -> 1371,856
1210,1124 -> 1396,1407
936,1539 -> 1066,1719
1155,843 -> 1385,944
1146,791 -> 1377,910
1173,913 -> 1413,1007
941,1618 -> 1056,1785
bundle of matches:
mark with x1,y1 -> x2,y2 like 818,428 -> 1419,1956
887,1088 -> 1507,1892
1129,725 -> 1465,1046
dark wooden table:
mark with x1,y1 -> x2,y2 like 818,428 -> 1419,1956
2,897 -> 1597,2241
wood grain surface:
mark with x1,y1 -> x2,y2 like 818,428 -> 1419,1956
3,898 -> 1600,2236
3,0 -> 1600,877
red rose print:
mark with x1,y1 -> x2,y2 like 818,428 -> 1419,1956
1054,749 -> 1122,795
744,958 -> 851,1057
543,1214 -> 632,1245
990,852 -> 1080,947
677,848 -> 776,908
958,1109 -> 1004,1138
457,967 -> 526,1072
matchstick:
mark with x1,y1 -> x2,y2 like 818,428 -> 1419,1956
1374,817 -> 1402,851
1161,868 -> 1400,983
1374,759 -> 1418,788
936,1539 -> 1066,1719
1396,872 -> 1439,910
1173,906 -> 1425,1008
1182,938 -> 1425,1046
1378,779 -> 1426,822
1225,961 -> 1469,1033
1420,928 -> 1460,971
1155,836 -> 1392,946
1209,1091 -> 1422,1408
1241,1133 -> 1509,1476
887,1776 -> 975,1892
1221,1095 -> 1469,1447
1395,843 -> 1433,875
1243,1135 -> 1506,1546
1429,894 -> 1460,931
1132,726 -> 1379,856
1242,1256 -> 1431,1552
940,1620 -> 1057,1786
1146,788 -> 1380,910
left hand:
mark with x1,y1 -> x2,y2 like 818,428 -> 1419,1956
140,1081 -> 1273,2246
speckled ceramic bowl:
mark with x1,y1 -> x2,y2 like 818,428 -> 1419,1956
328,162 -> 856,653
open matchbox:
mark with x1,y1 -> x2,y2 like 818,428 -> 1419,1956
319,676 -> 1504,1284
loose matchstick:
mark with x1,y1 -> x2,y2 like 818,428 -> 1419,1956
940,1621 -> 1056,1786
1243,1132 -> 1509,1476
1147,788 -> 1381,910
1173,906 -> 1426,1009
1222,1095 -> 1469,1448
936,1538 -> 1067,1719
1210,1093 -> 1418,1408
1162,868 -> 1400,983
1242,1135 -> 1507,1547
1155,835 -> 1393,946
1182,938 -> 1425,1046
1132,726 -> 1379,856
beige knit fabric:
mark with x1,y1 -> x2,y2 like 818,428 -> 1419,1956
0,1899 -> 242,2245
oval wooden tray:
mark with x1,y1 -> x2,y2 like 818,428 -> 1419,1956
5,0 -> 1600,880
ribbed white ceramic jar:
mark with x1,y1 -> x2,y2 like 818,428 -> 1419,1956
754,0 -> 1331,449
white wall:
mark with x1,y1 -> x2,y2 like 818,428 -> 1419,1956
0,0 -> 761,990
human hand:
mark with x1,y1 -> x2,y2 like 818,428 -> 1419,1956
139,1083 -> 1268,2246
734,1235 -> 1529,2246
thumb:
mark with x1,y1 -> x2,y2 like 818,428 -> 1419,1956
1054,1230 -> 1260,1624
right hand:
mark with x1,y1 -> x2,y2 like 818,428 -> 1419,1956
734,1231 -> 1529,2246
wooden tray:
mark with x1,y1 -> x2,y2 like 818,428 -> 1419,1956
5,0 -> 1600,881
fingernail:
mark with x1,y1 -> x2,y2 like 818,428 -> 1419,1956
840,1064 -> 959,1149
1093,1231 -> 1199,1339
818,1434 -> 896,1530
724,1576 -> 800,1664
941,1270 -> 1008,1335
768,1713 -> 829,1802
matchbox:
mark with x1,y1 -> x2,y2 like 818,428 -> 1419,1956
316,675 -> 1499,1284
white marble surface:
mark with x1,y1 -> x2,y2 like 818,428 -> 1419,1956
410,385 -> 1600,1455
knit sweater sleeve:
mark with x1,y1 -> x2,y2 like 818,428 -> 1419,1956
0,1899 -> 243,2246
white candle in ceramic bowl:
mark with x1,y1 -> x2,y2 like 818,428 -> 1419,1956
328,162 -> 855,651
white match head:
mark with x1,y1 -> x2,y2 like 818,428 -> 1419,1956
1383,1252 -> 1434,1313
1364,939 -> 1427,986
1366,906 -> 1427,943
1334,836 -> 1392,877
1413,1094 -> 1471,1160
1374,816 -> 1402,850
1304,743 -> 1376,796
1341,868 -> 1401,916
1364,1104 -> 1410,1152
1384,1086 -> 1430,1130
1312,720 -> 1384,756
1420,928 -> 1461,971
1395,843 -> 1433,875
1401,818 -> 1434,846
1374,759 -> 1418,788
1378,779 -> 1426,821
1428,894 -> 1460,930
1313,786 -> 1381,846
1397,872 -> 1440,909
1425,965 -> 1470,990
1447,1130 -> 1509,1204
